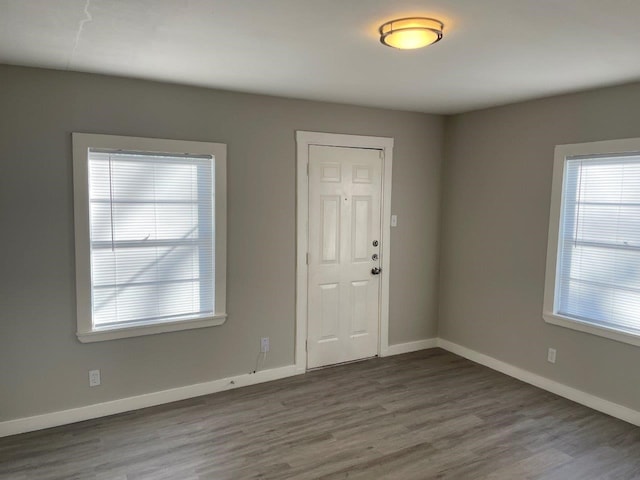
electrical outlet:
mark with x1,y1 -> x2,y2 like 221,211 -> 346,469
261,337 -> 270,353
547,348 -> 557,364
391,214 -> 398,227
89,369 -> 101,387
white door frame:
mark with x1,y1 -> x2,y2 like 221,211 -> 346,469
295,131 -> 394,372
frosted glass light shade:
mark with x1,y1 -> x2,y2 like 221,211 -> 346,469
379,17 -> 444,50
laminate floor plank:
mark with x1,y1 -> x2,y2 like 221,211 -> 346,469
1,349 -> 639,479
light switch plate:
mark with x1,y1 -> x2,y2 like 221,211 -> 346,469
391,215 -> 398,227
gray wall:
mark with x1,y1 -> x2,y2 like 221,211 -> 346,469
439,82 -> 640,411
0,65 -> 443,421
7,61 -> 639,424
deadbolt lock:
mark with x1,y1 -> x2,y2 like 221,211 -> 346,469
372,240 -> 379,247
372,254 -> 379,260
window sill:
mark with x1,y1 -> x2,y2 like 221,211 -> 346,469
77,315 -> 228,343
543,312 -> 640,348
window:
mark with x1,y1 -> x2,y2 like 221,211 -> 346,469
544,138 -> 640,347
73,133 -> 227,342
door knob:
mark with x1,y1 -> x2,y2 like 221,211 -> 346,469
371,267 -> 382,275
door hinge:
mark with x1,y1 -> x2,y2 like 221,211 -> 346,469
305,339 -> 308,351
306,163 -> 309,176
306,252 -> 309,265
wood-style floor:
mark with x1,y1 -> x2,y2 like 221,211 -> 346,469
1,349 -> 640,479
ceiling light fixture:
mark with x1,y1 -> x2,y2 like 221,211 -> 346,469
379,17 -> 444,50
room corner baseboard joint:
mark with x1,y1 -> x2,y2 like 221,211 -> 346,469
385,338 -> 438,356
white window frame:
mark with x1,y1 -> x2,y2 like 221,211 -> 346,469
543,137 -> 640,347
72,133 -> 227,342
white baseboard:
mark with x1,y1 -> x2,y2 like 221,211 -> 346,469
5,338 -> 639,437
437,338 -> 640,427
0,365 -> 300,438
385,338 -> 438,356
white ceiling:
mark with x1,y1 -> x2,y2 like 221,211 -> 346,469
2,0 -> 640,114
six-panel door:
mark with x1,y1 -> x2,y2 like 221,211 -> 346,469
307,145 -> 382,368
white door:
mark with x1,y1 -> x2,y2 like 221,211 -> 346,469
307,145 -> 382,369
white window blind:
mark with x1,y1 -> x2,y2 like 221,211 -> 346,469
557,154 -> 640,335
88,149 -> 215,329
